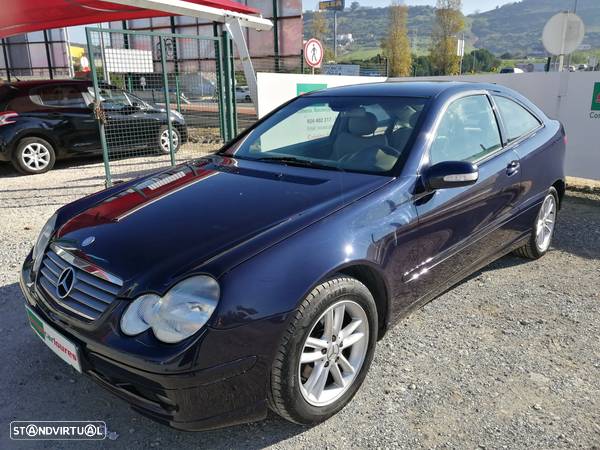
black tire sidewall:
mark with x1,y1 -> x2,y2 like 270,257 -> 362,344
275,278 -> 378,424
12,137 -> 56,174
158,126 -> 181,154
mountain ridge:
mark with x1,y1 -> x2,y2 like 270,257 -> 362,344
303,0 -> 600,56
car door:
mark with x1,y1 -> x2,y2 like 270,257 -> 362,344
409,93 -> 522,301
29,84 -> 99,153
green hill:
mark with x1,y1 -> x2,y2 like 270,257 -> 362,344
303,0 -> 600,57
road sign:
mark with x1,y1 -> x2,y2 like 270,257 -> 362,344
304,38 -> 324,69
542,12 -> 585,56
319,0 -> 344,11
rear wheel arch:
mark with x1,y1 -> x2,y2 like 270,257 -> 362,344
13,131 -> 61,158
553,179 -> 565,208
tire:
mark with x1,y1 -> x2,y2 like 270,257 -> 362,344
11,137 -> 56,174
513,187 -> 559,259
269,276 -> 378,425
157,126 -> 181,155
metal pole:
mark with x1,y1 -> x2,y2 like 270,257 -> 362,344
98,23 -> 110,84
86,27 -> 112,187
300,48 -> 304,74
566,0 -> 579,70
170,17 -> 182,112
43,30 -> 54,80
122,21 -> 133,92
221,30 -> 234,141
213,23 -> 226,141
333,11 -> 337,60
229,37 -> 237,136
160,37 -> 176,166
1,39 -> 11,82
64,28 -> 74,78
272,0 -> 280,72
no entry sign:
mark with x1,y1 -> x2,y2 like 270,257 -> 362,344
304,38 -> 324,69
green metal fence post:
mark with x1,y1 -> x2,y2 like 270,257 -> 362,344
86,27 -> 113,188
213,24 -> 226,142
229,37 -> 238,136
221,30 -> 234,141
159,36 -> 176,166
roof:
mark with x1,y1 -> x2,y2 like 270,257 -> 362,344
0,0 -> 258,38
307,81 -> 498,98
5,80 -> 92,89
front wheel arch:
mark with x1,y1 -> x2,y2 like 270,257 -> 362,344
335,264 -> 390,340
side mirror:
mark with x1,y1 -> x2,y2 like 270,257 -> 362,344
422,161 -> 479,190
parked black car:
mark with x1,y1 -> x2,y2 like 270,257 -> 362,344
0,80 -> 188,174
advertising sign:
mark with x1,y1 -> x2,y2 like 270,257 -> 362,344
319,0 -> 344,11
591,82 -> 600,112
105,48 -> 154,73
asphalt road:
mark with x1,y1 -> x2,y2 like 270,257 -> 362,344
0,160 -> 598,449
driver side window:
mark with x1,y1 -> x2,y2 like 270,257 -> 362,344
429,95 -> 501,165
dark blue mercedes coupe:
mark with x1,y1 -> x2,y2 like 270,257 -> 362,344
20,82 -> 565,431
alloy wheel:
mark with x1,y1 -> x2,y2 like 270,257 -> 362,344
160,129 -> 179,153
298,300 -> 369,407
21,142 -> 51,171
535,194 -> 556,252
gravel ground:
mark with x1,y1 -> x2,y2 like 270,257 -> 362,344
0,157 -> 599,450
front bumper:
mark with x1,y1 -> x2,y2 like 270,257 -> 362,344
20,259 -> 287,431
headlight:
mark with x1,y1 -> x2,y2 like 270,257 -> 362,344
33,213 -> 57,269
170,110 -> 184,121
120,276 -> 220,343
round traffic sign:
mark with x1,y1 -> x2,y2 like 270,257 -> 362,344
542,12 -> 585,55
304,38 -> 324,68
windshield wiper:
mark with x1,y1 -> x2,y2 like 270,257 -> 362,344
253,156 -> 344,172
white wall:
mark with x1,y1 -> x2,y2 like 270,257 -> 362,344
256,73 -> 386,118
389,72 -> 600,180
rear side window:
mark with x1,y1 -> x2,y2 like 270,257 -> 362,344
430,95 -> 502,165
29,85 -> 87,108
0,85 -> 19,110
493,96 -> 540,143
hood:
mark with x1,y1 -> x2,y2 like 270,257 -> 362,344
53,155 -> 391,294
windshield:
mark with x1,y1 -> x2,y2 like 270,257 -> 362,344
222,95 -> 427,174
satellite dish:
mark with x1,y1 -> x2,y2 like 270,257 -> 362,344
542,12 -> 585,55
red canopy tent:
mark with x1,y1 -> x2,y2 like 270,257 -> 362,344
0,0 -> 260,38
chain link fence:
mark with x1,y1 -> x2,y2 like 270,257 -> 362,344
86,27 -> 229,185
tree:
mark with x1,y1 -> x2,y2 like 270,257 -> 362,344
462,48 -> 500,73
310,11 -> 334,61
429,0 -> 464,75
311,11 -> 328,44
350,1 -> 360,11
382,3 -> 412,77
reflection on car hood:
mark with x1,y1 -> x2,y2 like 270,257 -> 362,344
53,155 -> 391,291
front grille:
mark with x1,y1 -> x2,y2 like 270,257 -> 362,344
38,248 -> 122,321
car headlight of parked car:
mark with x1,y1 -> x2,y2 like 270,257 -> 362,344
120,275 -> 220,343
33,213 -> 57,268
170,110 -> 184,121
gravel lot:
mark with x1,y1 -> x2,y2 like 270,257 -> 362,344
0,156 -> 599,449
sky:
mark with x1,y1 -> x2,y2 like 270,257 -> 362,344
302,0 -> 518,14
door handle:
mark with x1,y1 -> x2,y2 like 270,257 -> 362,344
506,160 -> 520,176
